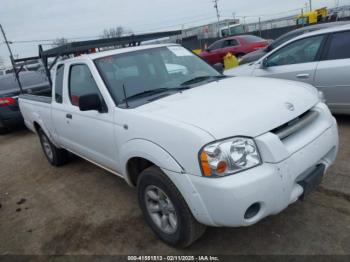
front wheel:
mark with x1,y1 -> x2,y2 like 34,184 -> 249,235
38,128 -> 68,166
137,166 -> 206,247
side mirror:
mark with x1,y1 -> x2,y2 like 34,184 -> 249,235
260,57 -> 269,69
213,63 -> 224,74
205,48 -> 211,52
79,93 -> 103,112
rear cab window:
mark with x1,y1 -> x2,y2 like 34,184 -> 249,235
55,64 -> 64,103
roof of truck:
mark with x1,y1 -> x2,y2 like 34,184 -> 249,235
63,43 -> 178,62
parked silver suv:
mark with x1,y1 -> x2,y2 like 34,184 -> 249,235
226,23 -> 350,115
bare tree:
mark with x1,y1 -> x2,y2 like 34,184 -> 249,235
101,26 -> 133,39
52,37 -> 69,47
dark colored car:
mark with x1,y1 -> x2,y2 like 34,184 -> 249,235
0,71 -> 50,133
199,35 -> 269,65
239,21 -> 350,65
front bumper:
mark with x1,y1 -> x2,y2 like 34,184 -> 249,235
165,115 -> 338,227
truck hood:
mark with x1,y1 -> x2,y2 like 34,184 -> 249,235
138,77 -> 319,139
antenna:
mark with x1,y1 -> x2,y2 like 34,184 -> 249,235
122,84 -> 129,108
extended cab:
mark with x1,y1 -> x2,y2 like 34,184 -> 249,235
19,44 -> 338,247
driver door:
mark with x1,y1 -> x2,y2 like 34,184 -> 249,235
253,34 -> 326,85
54,62 -> 117,171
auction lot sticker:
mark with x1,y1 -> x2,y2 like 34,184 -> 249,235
167,46 -> 194,56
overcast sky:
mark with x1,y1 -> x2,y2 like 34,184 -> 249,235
1,0 -> 349,65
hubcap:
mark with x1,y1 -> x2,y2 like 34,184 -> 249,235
145,185 -> 178,234
41,134 -> 53,161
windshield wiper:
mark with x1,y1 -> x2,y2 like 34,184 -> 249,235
180,75 -> 226,86
122,87 -> 191,102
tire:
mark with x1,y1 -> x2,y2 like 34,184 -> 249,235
137,166 -> 206,247
38,128 -> 68,166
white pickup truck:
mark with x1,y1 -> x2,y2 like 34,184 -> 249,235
19,44 -> 338,247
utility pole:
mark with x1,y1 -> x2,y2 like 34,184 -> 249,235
0,24 -> 23,93
243,16 -> 246,32
309,0 -> 312,12
213,0 -> 220,37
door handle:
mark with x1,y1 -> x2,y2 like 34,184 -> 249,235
296,73 -> 310,79
66,113 -> 72,119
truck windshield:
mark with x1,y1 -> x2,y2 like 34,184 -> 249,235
94,46 -> 221,108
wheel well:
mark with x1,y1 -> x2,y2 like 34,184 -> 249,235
127,157 -> 155,186
33,122 -> 41,133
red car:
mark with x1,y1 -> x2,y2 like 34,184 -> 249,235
199,35 -> 269,65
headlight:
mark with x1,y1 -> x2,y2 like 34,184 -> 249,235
199,137 -> 261,177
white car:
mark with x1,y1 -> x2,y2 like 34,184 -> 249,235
19,44 -> 338,247
225,23 -> 350,115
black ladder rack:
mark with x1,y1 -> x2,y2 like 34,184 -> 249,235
16,30 -> 182,87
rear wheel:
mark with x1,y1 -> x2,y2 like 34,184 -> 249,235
38,128 -> 68,166
137,166 -> 206,247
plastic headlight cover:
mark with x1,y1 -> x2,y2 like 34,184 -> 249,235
199,137 -> 261,177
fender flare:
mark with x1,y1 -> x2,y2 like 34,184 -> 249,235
120,139 -> 184,186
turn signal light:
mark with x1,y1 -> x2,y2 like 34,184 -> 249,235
200,151 -> 212,177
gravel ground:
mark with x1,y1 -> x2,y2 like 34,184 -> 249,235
0,116 -> 349,255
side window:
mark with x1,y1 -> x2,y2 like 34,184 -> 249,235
55,64 -> 64,103
223,39 -> 239,47
209,41 -> 223,50
69,64 -> 100,106
326,31 -> 350,60
266,35 -> 324,67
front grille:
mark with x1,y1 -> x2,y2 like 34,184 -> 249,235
271,110 -> 319,140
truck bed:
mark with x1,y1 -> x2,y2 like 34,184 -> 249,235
19,94 -> 53,134
19,94 -> 52,104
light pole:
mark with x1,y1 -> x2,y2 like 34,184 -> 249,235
309,0 -> 312,12
0,24 -> 23,93
213,0 -> 220,37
